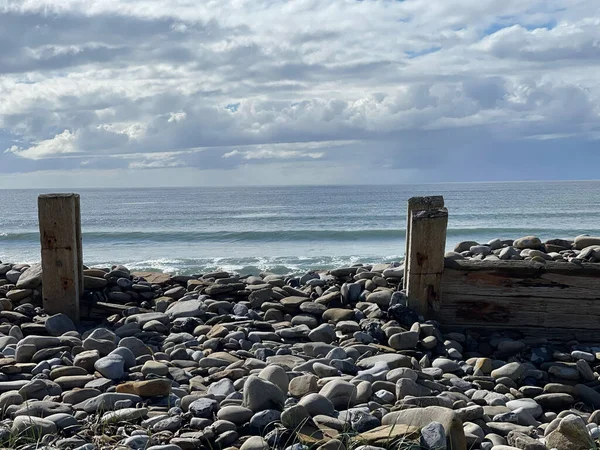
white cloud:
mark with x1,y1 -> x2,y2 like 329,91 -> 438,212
6,129 -> 79,159
0,0 -> 599,185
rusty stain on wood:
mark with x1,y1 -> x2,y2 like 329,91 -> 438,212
440,258 -> 600,334
39,194 -> 82,322
454,300 -> 511,323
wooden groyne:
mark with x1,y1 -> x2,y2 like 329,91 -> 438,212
403,196 -> 600,342
37,193 -> 600,340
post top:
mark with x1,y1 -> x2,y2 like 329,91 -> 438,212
38,193 -> 80,199
408,195 -> 444,209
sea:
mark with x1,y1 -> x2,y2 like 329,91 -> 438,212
1,181 -> 599,275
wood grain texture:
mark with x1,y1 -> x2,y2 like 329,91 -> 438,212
439,258 -> 600,335
38,194 -> 82,322
404,196 -> 444,289
406,207 -> 448,316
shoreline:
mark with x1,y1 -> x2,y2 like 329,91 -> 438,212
1,234 -> 600,449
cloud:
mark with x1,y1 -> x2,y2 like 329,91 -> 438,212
0,0 -> 599,186
6,129 -> 79,159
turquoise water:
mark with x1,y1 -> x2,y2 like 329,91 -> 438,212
1,181 -> 599,274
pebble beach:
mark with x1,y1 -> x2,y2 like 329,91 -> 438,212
1,234 -> 600,450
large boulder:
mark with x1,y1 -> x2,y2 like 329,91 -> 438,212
319,379 -> 357,409
16,264 -> 43,289
382,406 -> 466,450
574,235 -> 600,250
546,414 -> 595,450
242,375 -> 286,412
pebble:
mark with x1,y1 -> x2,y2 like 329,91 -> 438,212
0,259 -> 600,450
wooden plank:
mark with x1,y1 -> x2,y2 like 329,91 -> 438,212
442,268 -> 600,300
38,194 -> 82,322
406,207 -> 448,317
444,258 -> 600,276
439,257 -> 600,335
404,196 -> 444,289
442,293 -> 600,316
439,324 -> 600,344
439,293 -> 600,329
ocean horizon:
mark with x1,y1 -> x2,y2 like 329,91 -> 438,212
1,180 -> 599,275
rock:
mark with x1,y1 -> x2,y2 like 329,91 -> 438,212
575,384 -> 600,408
249,409 -> 281,431
101,407 -> 148,424
382,406 -> 466,450
19,379 -> 61,400
309,324 -> 336,343
341,281 -> 362,303
432,358 -> 461,373
366,290 -> 393,307
351,424 -> 420,447
317,440 -> 346,450
207,379 -> 236,400
546,414 -> 595,450
298,393 -> 336,417
243,375 -> 286,412
75,393 -> 142,413
281,404 -> 310,429
167,299 -> 204,319
533,393 -> 574,410
54,375 -> 95,390
322,308 -> 354,322
396,378 -> 432,399
506,431 -> 546,450
94,354 -> 125,380
153,416 -> 182,433
116,379 -> 172,397
13,400 -> 73,418
45,413 -> 79,430
15,264 -> 42,289
74,350 -> 100,372
388,331 -> 419,350
289,374 -> 319,397
513,236 -> 542,249
259,365 -> 289,394
147,446 -> 183,450
120,336 -> 152,357
241,436 -> 269,450
357,354 -> 411,370
420,421 -> 447,449
217,405 -> 253,424
110,347 -> 136,369
574,235 -> 600,250
62,388 -> 100,405
188,397 -> 218,418
455,241 -> 479,253
0,390 -> 23,413
45,313 -> 76,336
84,275 -> 108,289
142,360 -> 169,377
12,415 -> 57,437
491,362 -> 525,381
319,379 -> 357,409
506,399 -> 542,418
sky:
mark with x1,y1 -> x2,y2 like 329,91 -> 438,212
0,0 -> 599,188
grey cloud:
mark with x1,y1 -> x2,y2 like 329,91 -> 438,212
1,0 -> 600,185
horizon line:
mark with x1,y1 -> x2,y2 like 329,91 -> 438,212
1,178 -> 599,190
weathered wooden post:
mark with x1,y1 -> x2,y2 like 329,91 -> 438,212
405,198 -> 448,317
38,193 -> 83,322
404,196 -> 445,289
